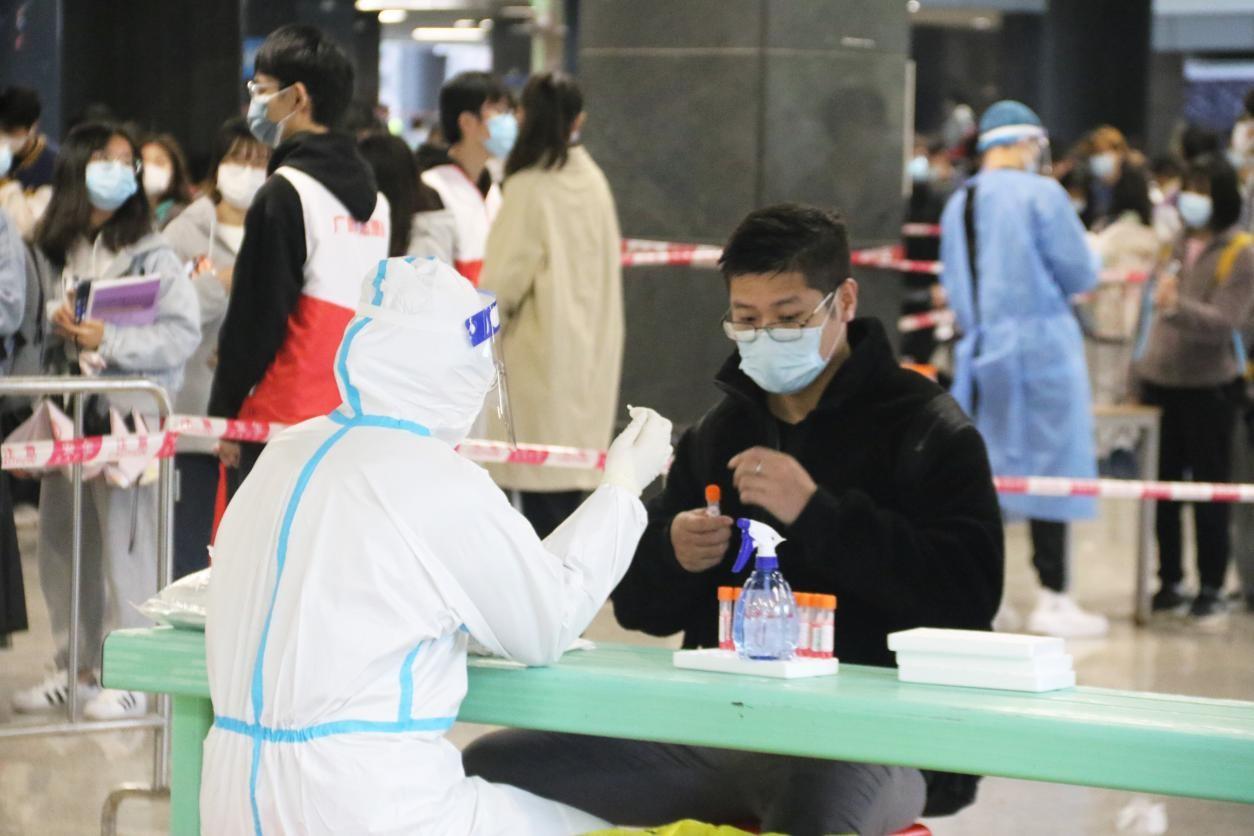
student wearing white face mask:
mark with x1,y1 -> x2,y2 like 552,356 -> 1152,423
140,134 -> 194,228
163,117 -> 271,577
11,122 -> 198,720
1134,153 -> 1254,628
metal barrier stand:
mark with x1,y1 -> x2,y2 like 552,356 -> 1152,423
1092,404 -> 1162,625
0,377 -> 175,834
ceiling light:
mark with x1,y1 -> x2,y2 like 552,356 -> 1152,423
972,16 -> 993,30
356,0 -> 477,12
906,0 -> 920,13
378,9 -> 406,23
411,26 -> 486,43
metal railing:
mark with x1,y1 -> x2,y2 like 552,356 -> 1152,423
0,377 -> 174,833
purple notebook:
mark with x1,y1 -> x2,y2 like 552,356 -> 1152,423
85,275 -> 162,326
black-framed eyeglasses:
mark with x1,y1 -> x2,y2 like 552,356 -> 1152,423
722,292 -> 835,343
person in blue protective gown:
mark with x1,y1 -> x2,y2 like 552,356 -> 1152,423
939,100 -> 1108,639
201,256 -> 673,835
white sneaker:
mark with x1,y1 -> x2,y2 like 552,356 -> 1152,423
1027,590 -> 1109,639
992,601 -> 1022,632
12,670 -> 100,714
83,688 -> 147,720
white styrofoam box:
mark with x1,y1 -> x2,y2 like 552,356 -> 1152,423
897,660 -> 1076,693
887,627 -> 1065,660
893,650 -> 1073,678
673,648 -> 839,679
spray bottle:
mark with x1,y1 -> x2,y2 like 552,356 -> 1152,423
731,518 -> 798,660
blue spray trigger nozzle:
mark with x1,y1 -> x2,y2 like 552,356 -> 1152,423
732,519 -> 755,573
732,518 -> 786,573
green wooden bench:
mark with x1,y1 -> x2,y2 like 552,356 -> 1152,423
103,627 -> 1254,835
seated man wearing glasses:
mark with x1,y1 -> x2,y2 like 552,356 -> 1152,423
463,203 -> 1005,834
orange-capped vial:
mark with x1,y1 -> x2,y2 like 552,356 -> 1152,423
796,593 -> 814,658
817,595 -> 837,658
717,586 -> 735,650
704,484 -> 722,517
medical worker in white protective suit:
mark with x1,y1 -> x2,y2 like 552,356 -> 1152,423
202,256 -> 673,835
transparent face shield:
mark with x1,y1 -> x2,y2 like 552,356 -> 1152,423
1029,135 -> 1053,176
464,291 -> 516,449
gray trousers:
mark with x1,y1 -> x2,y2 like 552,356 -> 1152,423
37,474 -> 158,673
462,730 -> 926,836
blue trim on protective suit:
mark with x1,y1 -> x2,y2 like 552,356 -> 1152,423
397,640 -> 427,721
336,318 -> 372,418
246,424 -> 352,834
215,714 -> 455,743
328,411 -> 432,437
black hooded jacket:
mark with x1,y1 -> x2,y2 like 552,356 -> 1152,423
208,131 -> 380,420
614,317 -> 1003,659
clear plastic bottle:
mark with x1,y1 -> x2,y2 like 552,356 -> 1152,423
731,519 -> 797,661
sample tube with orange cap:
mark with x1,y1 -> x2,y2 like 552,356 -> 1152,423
795,593 -> 814,658
705,484 -> 721,517
815,594 -> 837,659
717,587 -> 736,650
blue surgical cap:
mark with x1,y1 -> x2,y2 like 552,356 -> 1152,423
977,100 -> 1046,152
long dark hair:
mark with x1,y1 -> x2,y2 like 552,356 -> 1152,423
143,133 -> 194,206
1185,153 -> 1243,232
35,122 -> 152,267
1109,165 -> 1153,226
505,72 -> 584,178
358,132 -> 441,257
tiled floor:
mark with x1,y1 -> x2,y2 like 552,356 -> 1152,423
1,501 -> 1252,835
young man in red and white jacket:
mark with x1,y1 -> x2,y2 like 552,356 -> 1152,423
209,25 -> 389,485
421,71 -> 514,285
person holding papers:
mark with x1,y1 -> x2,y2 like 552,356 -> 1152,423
9,121 -> 198,721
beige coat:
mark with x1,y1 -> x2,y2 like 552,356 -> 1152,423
478,146 -> 624,492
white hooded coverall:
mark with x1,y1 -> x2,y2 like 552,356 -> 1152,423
202,257 -> 647,834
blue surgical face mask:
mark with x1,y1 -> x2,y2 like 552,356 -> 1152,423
85,160 -> 138,211
0,142 -> 11,178
247,86 -> 294,149
484,112 -> 518,159
1089,151 -> 1119,181
907,155 -> 930,183
736,303 -> 838,395
1177,191 -> 1213,229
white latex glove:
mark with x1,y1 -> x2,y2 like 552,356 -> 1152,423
601,405 -> 674,497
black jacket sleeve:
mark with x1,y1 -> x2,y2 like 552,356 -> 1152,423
611,425 -> 718,636
207,177 -> 307,419
787,400 -> 1003,628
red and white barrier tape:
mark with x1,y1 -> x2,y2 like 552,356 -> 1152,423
165,415 -> 285,443
8,415 -> 1254,503
901,223 -> 941,237
995,476 -> 1254,504
898,309 -> 955,334
1,432 -> 177,472
848,245 -> 943,275
621,238 -> 1151,288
